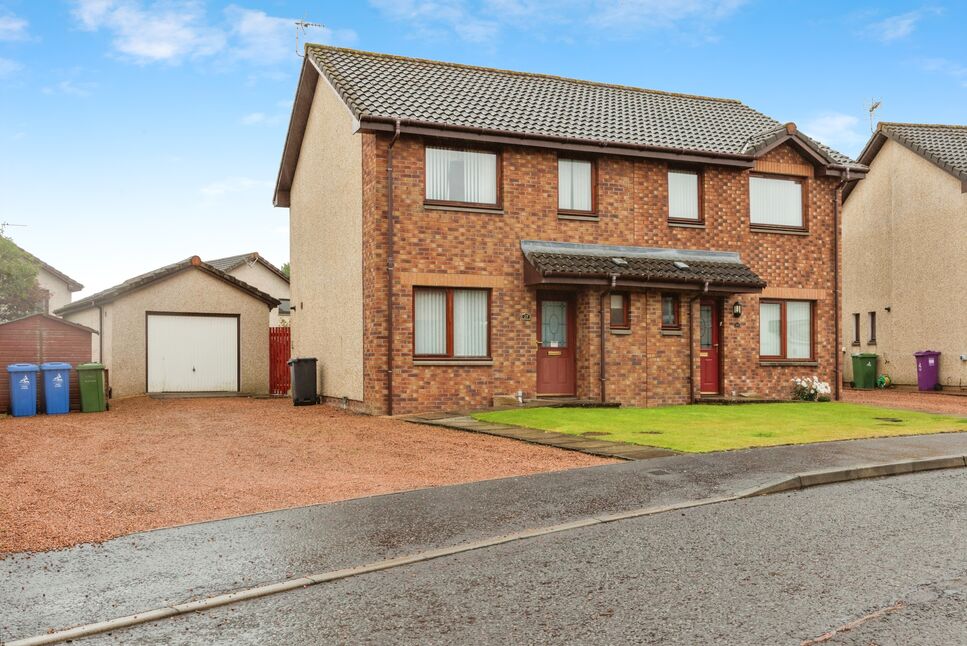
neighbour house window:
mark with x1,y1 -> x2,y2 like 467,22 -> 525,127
610,292 -> 630,329
667,170 -> 701,222
558,158 -> 594,213
425,147 -> 499,208
661,294 -> 681,329
750,175 -> 805,230
414,287 -> 490,359
278,299 -> 291,316
852,313 -> 860,345
760,300 -> 814,361
868,311 -> 877,344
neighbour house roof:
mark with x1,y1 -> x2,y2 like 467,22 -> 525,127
206,252 -> 289,283
521,241 -> 765,292
0,312 -> 98,334
54,256 -> 280,317
274,46 -> 865,206
845,122 -> 967,200
12,241 -> 84,291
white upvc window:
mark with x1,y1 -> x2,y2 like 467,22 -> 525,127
750,175 -> 804,229
558,158 -> 593,213
425,147 -> 499,207
667,170 -> 700,221
414,288 -> 490,359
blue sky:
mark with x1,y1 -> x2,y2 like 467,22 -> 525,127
1,1 -> 964,296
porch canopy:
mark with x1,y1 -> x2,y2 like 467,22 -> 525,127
521,240 -> 766,293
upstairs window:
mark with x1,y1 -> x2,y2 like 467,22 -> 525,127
852,313 -> 860,345
750,175 -> 804,230
610,292 -> 630,329
868,311 -> 877,344
425,147 -> 499,208
667,170 -> 701,222
558,158 -> 594,213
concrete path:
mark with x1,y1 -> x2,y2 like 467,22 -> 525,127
5,432 -> 967,642
409,414 -> 678,459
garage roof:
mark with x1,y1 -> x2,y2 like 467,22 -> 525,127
54,256 -> 280,316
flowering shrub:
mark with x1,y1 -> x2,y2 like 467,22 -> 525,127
792,376 -> 832,402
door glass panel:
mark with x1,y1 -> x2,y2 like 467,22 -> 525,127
541,301 -> 568,348
700,305 -> 713,349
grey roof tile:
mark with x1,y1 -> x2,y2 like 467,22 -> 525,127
307,45 -> 860,168
879,122 -> 967,181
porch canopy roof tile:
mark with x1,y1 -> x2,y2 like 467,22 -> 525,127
522,240 -> 766,293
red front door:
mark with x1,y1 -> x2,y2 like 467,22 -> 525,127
536,293 -> 576,396
699,299 -> 720,394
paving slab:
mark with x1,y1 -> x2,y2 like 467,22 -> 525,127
6,432 -> 967,642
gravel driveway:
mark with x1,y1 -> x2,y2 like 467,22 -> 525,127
0,397 -> 611,554
842,388 -> 967,416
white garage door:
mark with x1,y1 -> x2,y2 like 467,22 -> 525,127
147,314 -> 239,392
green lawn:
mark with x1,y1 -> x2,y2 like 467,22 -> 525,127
474,403 -> 967,453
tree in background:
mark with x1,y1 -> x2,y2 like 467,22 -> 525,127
0,236 -> 44,322
281,262 -> 290,278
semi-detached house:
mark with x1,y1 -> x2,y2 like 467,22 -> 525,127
275,45 -> 867,415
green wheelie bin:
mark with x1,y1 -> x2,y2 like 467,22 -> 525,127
851,353 -> 878,390
77,362 -> 107,412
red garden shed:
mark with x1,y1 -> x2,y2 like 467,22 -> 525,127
0,314 -> 95,413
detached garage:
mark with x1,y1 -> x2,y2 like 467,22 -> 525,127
56,256 -> 279,398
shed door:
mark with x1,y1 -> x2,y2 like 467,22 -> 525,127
147,314 -> 239,392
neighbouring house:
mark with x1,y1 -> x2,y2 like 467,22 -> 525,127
842,123 -> 967,389
274,45 -> 866,415
0,313 -> 95,413
207,252 -> 291,326
13,242 -> 84,314
55,256 -> 279,398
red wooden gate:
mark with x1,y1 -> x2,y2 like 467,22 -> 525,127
269,326 -> 291,396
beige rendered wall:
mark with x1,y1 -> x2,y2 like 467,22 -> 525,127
843,139 -> 967,387
38,267 -> 73,313
75,268 -> 270,398
287,76 -> 364,401
64,307 -> 102,362
227,263 -> 291,326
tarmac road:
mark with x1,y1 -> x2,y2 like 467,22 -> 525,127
85,468 -> 967,645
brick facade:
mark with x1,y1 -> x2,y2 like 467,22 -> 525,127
358,133 -> 841,415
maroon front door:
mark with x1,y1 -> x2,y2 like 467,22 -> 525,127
699,299 -> 720,394
536,293 -> 576,396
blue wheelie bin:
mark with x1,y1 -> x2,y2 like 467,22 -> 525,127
7,363 -> 39,417
41,362 -> 72,415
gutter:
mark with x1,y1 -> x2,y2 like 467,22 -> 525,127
385,120 -> 401,416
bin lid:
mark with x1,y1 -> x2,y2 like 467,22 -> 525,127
41,362 -> 73,370
914,350 -> 940,356
855,353 -> 878,358
287,357 -> 317,365
77,362 -> 105,370
7,363 -> 39,372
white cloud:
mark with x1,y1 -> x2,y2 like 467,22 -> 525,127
200,176 -> 273,198
370,0 -> 746,43
240,112 -> 267,125
42,80 -> 97,96
69,1 -> 355,65
864,7 -> 940,43
801,112 -> 868,155
239,110 -> 288,127
917,57 -> 967,88
0,11 -> 28,41
0,56 -> 23,78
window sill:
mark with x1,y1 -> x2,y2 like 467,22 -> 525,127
867,341 -> 877,346
750,227 -> 809,236
660,328 -> 683,336
851,342 -> 861,347
667,220 -> 705,229
610,328 -> 632,336
759,360 -> 819,367
558,213 -> 599,222
413,359 -> 494,367
424,204 -> 504,215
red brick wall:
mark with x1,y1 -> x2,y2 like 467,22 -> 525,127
0,315 -> 93,413
359,133 -> 840,414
